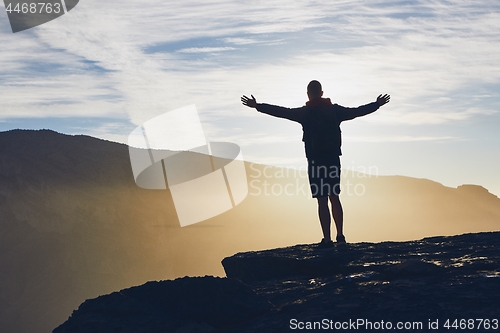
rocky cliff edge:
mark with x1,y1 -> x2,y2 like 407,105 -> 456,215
54,231 -> 500,332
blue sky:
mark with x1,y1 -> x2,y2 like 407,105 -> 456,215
1,0 -> 500,196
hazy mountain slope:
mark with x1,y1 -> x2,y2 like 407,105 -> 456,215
341,174 -> 500,240
0,130 -> 176,333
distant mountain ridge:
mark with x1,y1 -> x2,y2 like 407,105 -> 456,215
0,129 -> 499,333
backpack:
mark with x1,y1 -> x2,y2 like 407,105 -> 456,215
302,104 -> 342,157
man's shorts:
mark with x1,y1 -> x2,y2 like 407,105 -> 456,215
307,154 -> 341,198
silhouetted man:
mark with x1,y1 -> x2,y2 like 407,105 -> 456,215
241,80 -> 390,248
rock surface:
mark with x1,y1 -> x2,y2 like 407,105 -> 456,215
53,276 -> 272,333
55,231 -> 500,332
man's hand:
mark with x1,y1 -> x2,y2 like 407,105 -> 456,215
241,95 -> 257,108
377,94 -> 390,106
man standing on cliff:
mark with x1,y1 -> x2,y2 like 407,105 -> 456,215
241,81 -> 390,248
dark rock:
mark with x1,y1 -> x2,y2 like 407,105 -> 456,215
220,232 -> 500,332
55,232 -> 500,332
53,276 -> 272,333
382,258 -> 443,278
221,245 -> 353,283
222,231 -> 500,284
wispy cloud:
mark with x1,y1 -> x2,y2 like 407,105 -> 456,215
223,37 -> 258,45
343,135 -> 458,143
69,121 -> 134,144
177,47 -> 237,53
209,133 -> 299,145
369,108 -> 498,126
1,0 -> 500,137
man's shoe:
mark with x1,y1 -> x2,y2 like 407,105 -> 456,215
316,238 -> 334,249
336,235 -> 346,244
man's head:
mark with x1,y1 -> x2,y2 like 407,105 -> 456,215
307,80 -> 323,101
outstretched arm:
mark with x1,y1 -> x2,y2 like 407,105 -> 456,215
338,94 -> 391,121
241,94 -> 305,123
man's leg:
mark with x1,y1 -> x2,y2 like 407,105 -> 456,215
329,194 -> 344,239
317,196 -> 331,241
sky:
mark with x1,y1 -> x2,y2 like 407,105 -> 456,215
1,0 -> 500,196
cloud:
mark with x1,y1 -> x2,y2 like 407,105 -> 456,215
68,121 -> 133,144
176,47 -> 237,53
1,0 -> 500,136
223,37 -> 258,45
369,108 -> 498,126
209,133 -> 299,145
343,135 -> 458,143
